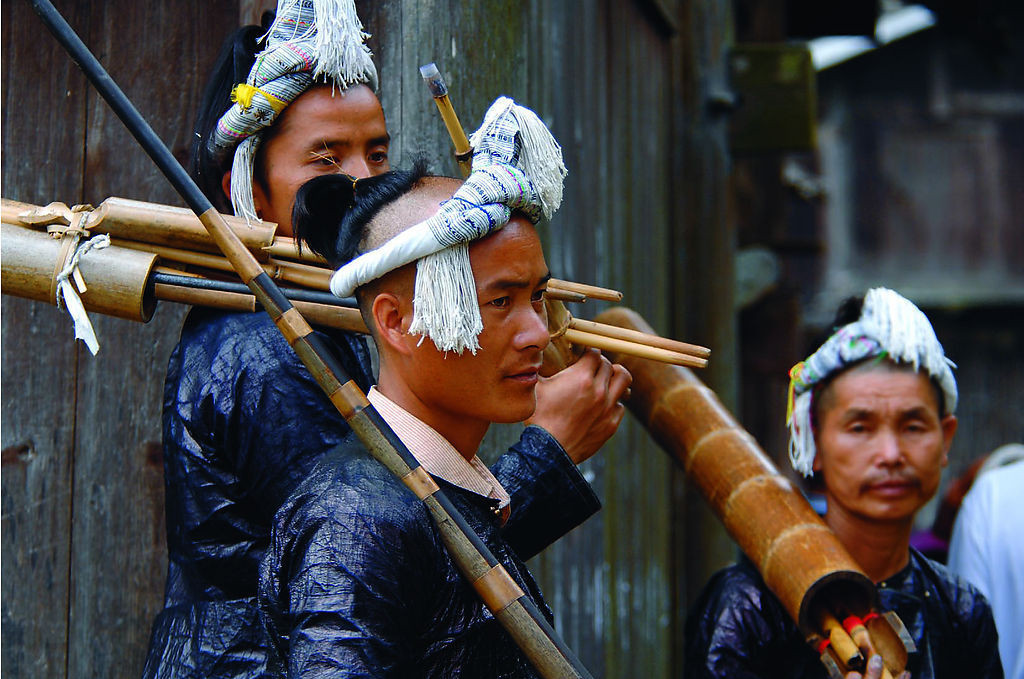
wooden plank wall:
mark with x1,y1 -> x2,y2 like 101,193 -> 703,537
2,1 -> 736,676
2,2 -> 239,676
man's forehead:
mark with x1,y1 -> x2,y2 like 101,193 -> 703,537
830,363 -> 942,412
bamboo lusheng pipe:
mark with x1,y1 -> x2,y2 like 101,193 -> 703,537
591,309 -> 888,630
110,238 -> 333,289
546,279 -> 623,303
1,221 -> 157,321
27,3 -> 592,676
420,63 -> 473,177
568,316 -> 710,359
3,197 -> 277,261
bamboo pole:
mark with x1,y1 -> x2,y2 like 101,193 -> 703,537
568,316 -> 709,359
27,3 -> 592,676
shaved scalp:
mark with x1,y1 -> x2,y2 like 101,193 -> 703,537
356,176 -> 462,334
360,176 -> 462,251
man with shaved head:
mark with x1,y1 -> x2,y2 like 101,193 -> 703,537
259,166 -> 613,677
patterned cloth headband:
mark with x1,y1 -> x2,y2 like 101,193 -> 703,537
786,287 -> 958,476
209,0 -> 379,222
330,96 -> 567,354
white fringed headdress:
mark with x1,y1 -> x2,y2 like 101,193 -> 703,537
786,287 -> 958,477
209,0 -> 379,222
330,96 -> 567,354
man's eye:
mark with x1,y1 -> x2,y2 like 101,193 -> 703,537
490,296 -> 511,309
369,150 -> 388,164
531,288 -> 546,303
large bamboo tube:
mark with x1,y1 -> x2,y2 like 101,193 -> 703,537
2,197 -> 277,259
594,306 -> 876,637
1,221 -> 156,321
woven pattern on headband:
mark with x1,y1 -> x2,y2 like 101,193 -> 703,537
786,287 -> 958,476
210,0 -> 378,221
329,96 -> 567,354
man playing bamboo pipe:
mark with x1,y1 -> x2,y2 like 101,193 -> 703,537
260,97 -> 626,676
685,289 -> 1001,679
145,2 -> 629,677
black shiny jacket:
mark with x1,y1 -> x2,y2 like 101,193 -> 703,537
142,309 -> 599,678
260,431 -> 599,677
685,549 -> 1003,679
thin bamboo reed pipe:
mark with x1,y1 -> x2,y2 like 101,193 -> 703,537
112,239 -> 332,289
420,63 -> 473,177
568,316 -> 710,359
153,282 -> 367,333
547,279 -> 622,302
562,328 -> 707,368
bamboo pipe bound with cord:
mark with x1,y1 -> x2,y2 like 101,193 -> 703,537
26,2 -> 592,676
593,306 -> 913,677
1,221 -> 157,321
420,63 -> 473,177
2,197 -> 277,260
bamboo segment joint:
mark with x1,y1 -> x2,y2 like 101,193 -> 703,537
472,565 -> 525,613
400,466 -> 441,500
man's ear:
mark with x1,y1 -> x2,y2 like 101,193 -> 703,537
221,171 -> 232,205
223,170 -> 266,218
371,291 -> 414,357
939,414 -> 958,467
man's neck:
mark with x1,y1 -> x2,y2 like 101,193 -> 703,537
376,372 -> 488,461
824,503 -> 913,583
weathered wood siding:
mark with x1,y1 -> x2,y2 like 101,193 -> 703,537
2,1 -> 735,677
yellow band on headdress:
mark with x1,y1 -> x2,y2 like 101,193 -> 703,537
785,361 -> 805,425
231,84 -> 288,114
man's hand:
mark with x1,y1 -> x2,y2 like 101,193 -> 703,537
845,654 -> 909,679
526,349 -> 632,464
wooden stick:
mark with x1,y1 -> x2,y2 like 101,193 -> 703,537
569,317 -> 710,359
563,328 -> 708,368
548,279 -> 623,302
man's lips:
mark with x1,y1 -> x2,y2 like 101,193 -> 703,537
505,364 -> 542,383
864,478 -> 919,497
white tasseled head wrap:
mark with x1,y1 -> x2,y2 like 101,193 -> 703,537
210,0 -> 379,223
329,96 -> 567,355
786,287 -> 958,477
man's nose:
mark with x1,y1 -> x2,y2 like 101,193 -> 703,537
876,429 -> 904,466
516,305 -> 550,351
339,155 -> 372,179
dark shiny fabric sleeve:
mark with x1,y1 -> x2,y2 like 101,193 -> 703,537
493,426 -> 601,561
264,481 -> 428,678
684,561 -> 808,679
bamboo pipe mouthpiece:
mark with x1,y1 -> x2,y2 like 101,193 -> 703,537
820,611 -> 865,672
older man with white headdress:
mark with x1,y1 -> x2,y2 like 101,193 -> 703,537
685,289 -> 1002,679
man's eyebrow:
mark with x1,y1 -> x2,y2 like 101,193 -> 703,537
483,271 -> 551,291
305,133 -> 391,154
